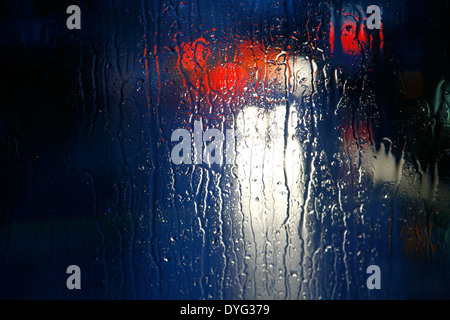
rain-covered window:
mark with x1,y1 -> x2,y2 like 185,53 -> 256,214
0,0 -> 449,300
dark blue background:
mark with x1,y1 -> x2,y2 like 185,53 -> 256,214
0,0 -> 449,299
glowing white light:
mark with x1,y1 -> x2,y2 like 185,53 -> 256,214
234,103 -> 305,299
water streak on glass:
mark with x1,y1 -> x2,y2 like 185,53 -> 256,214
0,0 -> 449,299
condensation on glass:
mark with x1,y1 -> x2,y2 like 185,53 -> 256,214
0,0 -> 449,299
